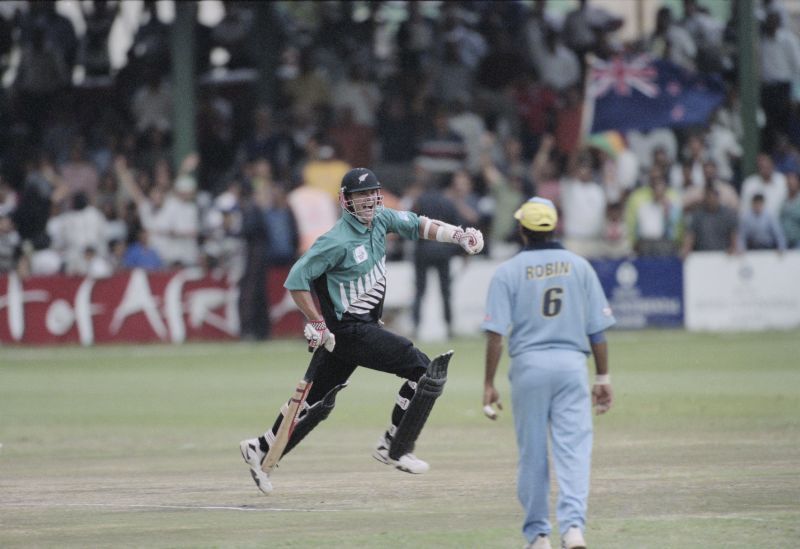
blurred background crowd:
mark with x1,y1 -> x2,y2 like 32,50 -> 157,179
0,0 -> 799,339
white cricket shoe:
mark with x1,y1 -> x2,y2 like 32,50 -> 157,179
526,535 -> 552,549
561,527 -> 586,549
240,438 -> 273,494
372,436 -> 430,474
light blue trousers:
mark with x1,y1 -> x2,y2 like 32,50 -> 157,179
509,349 -> 592,542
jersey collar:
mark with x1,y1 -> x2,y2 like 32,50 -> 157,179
523,240 -> 564,251
343,211 -> 370,233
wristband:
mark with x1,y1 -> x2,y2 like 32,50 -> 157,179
309,319 -> 327,331
594,374 -> 610,385
422,217 -> 433,239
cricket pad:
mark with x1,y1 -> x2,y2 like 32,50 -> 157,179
388,350 -> 453,460
283,382 -> 348,456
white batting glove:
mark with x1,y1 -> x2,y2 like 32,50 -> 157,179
303,320 -> 336,352
458,227 -> 484,255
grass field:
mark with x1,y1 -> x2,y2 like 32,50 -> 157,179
2,330 -> 799,548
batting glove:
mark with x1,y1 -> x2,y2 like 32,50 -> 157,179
304,320 -> 336,352
458,227 -> 484,255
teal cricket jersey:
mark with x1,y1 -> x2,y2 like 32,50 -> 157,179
284,208 -> 420,326
481,242 -> 616,357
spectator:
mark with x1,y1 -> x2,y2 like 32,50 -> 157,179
599,201 -> 631,258
202,181 -> 245,277
680,0 -> 726,73
447,169 -> 482,233
209,1 -> 257,70
562,0 -> 623,60
117,154 -> 201,268
411,179 -> 463,339
281,48 -> 332,118
737,193 -> 787,251
707,93 -> 745,184
432,40 -> 475,106
629,173 -> 682,257
680,185 -> 739,258
12,25 -> 70,139
301,136 -> 351,203
473,28 -> 525,140
669,134 -> 707,191
331,64 -> 381,129
759,12 -> 800,152
13,156 -> 69,252
0,175 -> 18,216
780,171 -> 800,248
81,246 -> 114,278
560,153 -> 606,258
647,6 -> 696,71
123,227 -> 163,271
377,93 -> 420,164
448,96 -> 487,176
553,85 -> 584,158
286,173 -> 340,254
415,107 -> 467,176
395,0 -> 437,73
740,153 -> 788,218
532,24 -> 581,93
681,160 -> 739,212
59,137 -> 101,203
263,184 -> 299,267
530,135 -> 562,216
238,184 -> 270,341
771,133 -> 800,175
329,106 -> 374,169
131,69 -> 172,136
131,1 -> 170,62
79,0 -> 118,78
0,212 -> 20,273
237,106 -> 297,182
480,150 -> 524,253
47,192 -> 109,275
512,70 -> 558,159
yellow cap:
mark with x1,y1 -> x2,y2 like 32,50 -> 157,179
514,197 -> 557,232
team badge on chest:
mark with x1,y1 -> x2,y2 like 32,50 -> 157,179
353,245 -> 368,264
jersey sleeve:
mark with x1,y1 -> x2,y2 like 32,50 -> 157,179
381,208 -> 421,240
583,261 -> 616,335
480,268 -> 513,336
284,234 -> 344,291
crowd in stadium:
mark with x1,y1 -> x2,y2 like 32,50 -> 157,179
0,0 -> 799,290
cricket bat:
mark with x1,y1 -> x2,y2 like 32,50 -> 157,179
261,352 -> 319,473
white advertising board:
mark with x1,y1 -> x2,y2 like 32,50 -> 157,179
684,251 -> 800,332
384,258 -> 496,342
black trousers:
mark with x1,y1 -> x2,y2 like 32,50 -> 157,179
412,253 -> 453,331
304,321 -> 430,405
264,322 -> 434,453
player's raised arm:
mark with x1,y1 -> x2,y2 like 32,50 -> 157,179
417,215 -> 484,255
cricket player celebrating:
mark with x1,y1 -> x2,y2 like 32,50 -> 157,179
481,197 -> 615,549
241,167 -> 484,494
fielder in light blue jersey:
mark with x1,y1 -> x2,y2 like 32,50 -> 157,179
481,197 -> 615,549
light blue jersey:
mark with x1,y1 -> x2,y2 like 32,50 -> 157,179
481,242 -> 615,357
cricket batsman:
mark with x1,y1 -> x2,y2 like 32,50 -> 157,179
240,167 -> 484,494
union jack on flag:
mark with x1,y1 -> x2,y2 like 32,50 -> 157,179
584,55 -> 725,134
588,55 -> 659,98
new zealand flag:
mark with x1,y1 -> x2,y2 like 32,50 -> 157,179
586,55 -> 726,133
